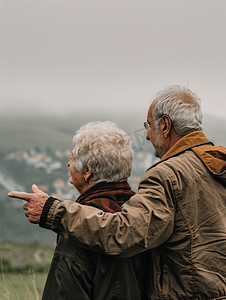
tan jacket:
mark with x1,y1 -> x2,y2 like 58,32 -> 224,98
42,131 -> 226,299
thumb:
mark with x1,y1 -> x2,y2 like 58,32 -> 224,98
31,184 -> 43,194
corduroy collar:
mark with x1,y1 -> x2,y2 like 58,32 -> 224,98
161,131 -> 211,160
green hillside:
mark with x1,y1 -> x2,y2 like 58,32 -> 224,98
0,112 -> 144,151
0,113 -> 226,151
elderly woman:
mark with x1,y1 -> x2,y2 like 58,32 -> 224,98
41,121 -> 147,300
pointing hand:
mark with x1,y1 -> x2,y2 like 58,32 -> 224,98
8,184 -> 50,224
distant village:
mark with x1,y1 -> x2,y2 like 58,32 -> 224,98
1,148 -> 79,201
0,147 -> 156,205
8,149 -> 67,174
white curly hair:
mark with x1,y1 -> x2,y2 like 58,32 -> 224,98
153,85 -> 203,136
72,121 -> 133,184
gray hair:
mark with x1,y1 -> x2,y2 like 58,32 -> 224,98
153,85 -> 203,136
72,121 -> 133,184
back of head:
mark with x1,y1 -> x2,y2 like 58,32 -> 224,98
153,85 -> 203,136
73,121 -> 133,184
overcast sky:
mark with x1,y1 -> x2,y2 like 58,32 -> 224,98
1,0 -> 226,120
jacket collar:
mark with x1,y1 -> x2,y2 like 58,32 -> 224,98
161,131 -> 211,160
147,131 -> 212,171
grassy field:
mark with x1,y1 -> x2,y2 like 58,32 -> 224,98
0,242 -> 54,300
0,271 -> 47,300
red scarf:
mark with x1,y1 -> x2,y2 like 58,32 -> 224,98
76,181 -> 135,213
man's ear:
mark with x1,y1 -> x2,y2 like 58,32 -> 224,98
84,170 -> 92,182
161,115 -> 172,138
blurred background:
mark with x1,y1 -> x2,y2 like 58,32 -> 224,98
1,0 -> 226,119
1,0 -> 226,297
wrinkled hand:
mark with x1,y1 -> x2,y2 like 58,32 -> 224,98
8,184 -> 49,224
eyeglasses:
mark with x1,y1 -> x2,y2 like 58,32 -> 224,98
144,118 -> 160,131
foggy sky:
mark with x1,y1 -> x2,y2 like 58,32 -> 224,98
1,0 -> 226,119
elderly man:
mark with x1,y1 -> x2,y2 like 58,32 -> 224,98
9,85 -> 226,299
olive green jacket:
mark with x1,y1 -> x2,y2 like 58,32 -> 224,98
41,131 -> 226,299
41,182 -> 147,300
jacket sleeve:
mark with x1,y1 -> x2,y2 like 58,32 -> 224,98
40,167 -> 176,257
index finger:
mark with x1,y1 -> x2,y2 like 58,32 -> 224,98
8,191 -> 31,201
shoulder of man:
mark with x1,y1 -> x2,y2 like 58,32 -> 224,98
139,149 -> 204,192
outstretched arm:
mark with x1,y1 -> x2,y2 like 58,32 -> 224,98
8,168 -> 175,257
40,168 -> 175,256
42,193 -> 174,257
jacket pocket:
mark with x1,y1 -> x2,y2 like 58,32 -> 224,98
152,250 -> 169,297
